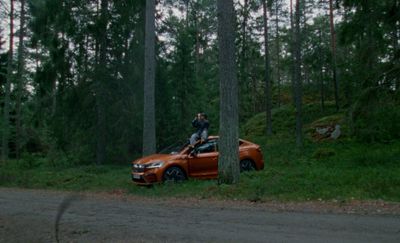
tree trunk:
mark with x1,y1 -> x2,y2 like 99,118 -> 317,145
84,35 -> 89,80
194,4 -> 200,84
239,0 -> 251,116
142,0 -> 156,156
95,0 -> 108,164
365,2 -> 376,88
0,30 -> 4,51
275,3 -> 281,107
329,0 -> 339,111
15,0 -> 26,159
217,0 -> 239,184
342,6 -> 351,105
35,46 -> 39,69
263,0 -> 272,136
289,0 -> 296,106
394,5 -> 400,90
318,28 -> 325,111
294,0 -> 303,147
51,79 -> 57,117
2,0 -> 14,161
240,0 -> 248,79
34,46 -> 41,128
184,0 -> 189,27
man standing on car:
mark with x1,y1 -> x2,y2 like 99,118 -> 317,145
190,112 -> 209,147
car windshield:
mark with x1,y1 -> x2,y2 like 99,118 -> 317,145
158,140 -> 189,154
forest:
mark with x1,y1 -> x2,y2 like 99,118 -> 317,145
0,0 -> 399,191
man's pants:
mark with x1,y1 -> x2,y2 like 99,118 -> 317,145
190,130 -> 208,145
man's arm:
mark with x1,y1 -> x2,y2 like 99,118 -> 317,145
204,120 -> 210,129
192,118 -> 199,128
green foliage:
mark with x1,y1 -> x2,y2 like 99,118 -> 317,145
352,87 -> 400,143
155,0 -> 219,148
18,153 -> 44,169
24,0 -> 147,163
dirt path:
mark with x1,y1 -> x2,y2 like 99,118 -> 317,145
0,188 -> 399,242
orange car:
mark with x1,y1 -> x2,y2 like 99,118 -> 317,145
131,136 -> 264,185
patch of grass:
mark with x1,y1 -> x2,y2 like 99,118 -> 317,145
221,136 -> 400,202
1,139 -> 399,202
1,101 -> 399,202
312,148 -> 336,160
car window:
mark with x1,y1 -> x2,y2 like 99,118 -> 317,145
196,140 -> 217,154
158,140 -> 189,154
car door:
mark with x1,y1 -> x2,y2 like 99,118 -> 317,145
188,140 -> 218,178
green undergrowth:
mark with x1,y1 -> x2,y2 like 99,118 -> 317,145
0,138 -> 399,202
1,101 -> 399,202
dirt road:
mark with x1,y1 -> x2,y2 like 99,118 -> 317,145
0,188 -> 399,242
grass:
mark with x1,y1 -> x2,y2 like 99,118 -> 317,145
1,138 -> 399,202
1,101 -> 399,202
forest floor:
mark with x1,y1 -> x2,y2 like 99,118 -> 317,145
1,188 -> 399,242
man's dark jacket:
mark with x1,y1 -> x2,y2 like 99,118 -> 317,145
192,119 -> 209,135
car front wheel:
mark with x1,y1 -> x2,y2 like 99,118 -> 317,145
163,166 -> 186,182
240,159 -> 255,172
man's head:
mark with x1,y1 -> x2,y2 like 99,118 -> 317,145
200,112 -> 207,120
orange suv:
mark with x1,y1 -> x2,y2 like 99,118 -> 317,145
131,136 -> 264,185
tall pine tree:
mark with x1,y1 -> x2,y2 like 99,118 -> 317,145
142,0 -> 156,156
217,0 -> 240,184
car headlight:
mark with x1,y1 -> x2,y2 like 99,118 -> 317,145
133,163 -> 145,169
145,161 -> 164,169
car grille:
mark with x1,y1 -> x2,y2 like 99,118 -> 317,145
132,177 -> 146,183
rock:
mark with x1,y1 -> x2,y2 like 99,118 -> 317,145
312,124 -> 341,141
331,125 -> 341,140
316,127 -> 330,135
